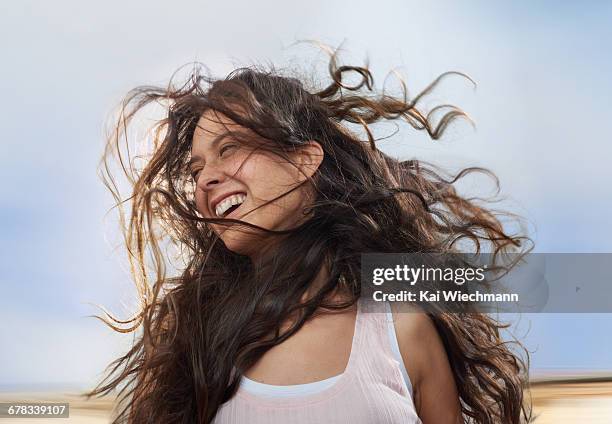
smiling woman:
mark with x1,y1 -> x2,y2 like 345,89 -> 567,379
189,109 -> 323,257
85,46 -> 533,424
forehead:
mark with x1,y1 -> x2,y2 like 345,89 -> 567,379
192,109 -> 240,147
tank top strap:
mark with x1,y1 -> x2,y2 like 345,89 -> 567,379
348,298 -> 396,370
213,296 -> 422,423
359,296 -> 389,314
338,296 -> 366,374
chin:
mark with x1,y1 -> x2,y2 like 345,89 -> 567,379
213,214 -> 281,258
218,228 -> 262,257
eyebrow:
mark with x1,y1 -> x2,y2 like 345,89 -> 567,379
188,133 -> 227,167
188,155 -> 204,167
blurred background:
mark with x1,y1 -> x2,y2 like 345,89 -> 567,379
1,1 -> 611,422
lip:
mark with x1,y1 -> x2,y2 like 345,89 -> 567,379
209,190 -> 247,217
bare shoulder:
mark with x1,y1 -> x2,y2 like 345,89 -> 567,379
388,304 -> 440,387
389,303 -> 462,423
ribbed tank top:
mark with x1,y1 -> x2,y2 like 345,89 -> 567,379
213,298 -> 422,423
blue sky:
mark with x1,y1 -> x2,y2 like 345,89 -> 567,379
1,1 -> 611,387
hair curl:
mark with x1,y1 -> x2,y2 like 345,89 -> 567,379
85,45 -> 533,423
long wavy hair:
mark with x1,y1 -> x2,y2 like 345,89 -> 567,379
85,46 -> 533,423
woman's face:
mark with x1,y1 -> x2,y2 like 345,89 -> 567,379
190,109 -> 323,258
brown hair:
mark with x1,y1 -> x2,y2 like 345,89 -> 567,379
85,46 -> 533,423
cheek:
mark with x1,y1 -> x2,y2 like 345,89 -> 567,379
239,155 -> 298,202
194,189 -> 208,216
239,155 -> 307,229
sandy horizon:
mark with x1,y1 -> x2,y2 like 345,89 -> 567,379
2,375 -> 612,423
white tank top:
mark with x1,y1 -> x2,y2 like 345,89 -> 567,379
213,299 -> 422,423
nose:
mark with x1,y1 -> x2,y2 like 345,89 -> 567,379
197,164 -> 225,191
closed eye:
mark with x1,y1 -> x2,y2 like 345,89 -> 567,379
190,143 -> 238,182
220,143 -> 238,156
191,169 -> 202,182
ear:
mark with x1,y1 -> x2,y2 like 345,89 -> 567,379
294,140 -> 324,182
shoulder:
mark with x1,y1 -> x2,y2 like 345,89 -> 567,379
389,304 -> 462,422
388,305 -> 441,388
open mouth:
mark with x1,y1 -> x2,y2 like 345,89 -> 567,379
215,193 -> 247,218
223,203 -> 241,218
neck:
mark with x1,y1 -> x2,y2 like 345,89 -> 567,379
250,241 -> 353,308
301,258 -> 353,307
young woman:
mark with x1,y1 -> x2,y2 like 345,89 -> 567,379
86,48 -> 532,423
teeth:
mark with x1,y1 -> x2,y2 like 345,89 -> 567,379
215,193 -> 246,217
